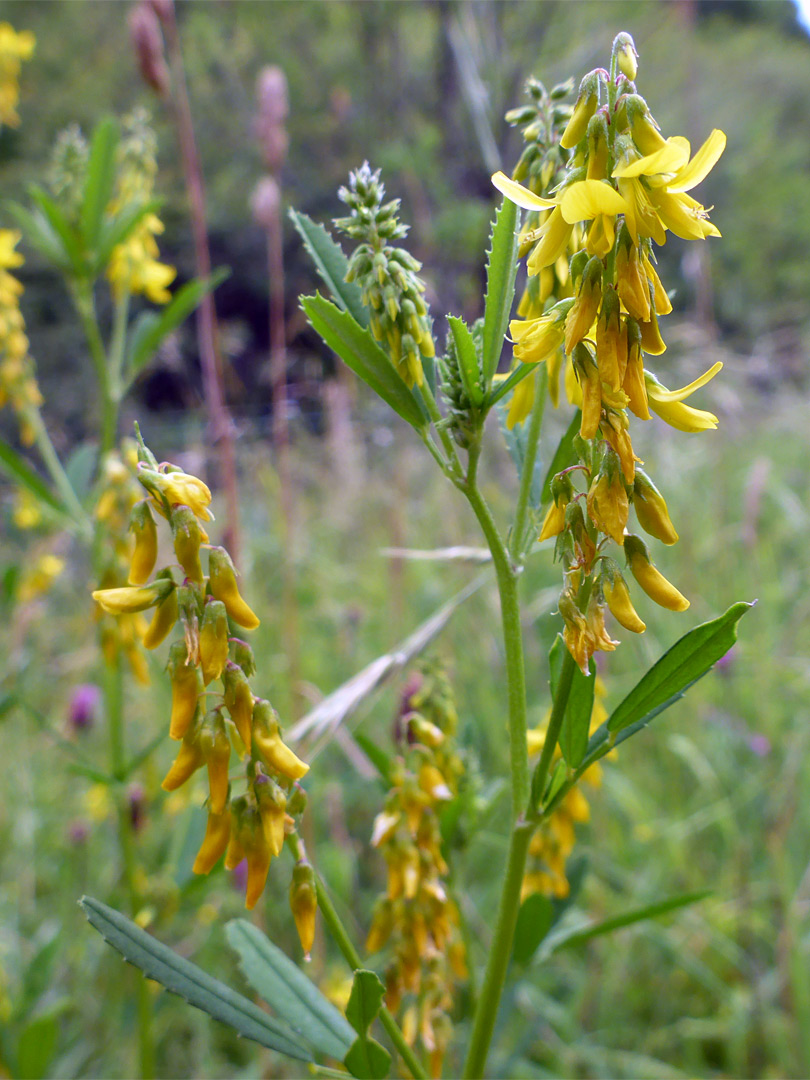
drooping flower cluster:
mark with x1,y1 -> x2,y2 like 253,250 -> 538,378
0,22 -> 34,129
92,432 -> 311,915
494,32 -> 726,674
0,228 -> 41,445
523,678 -> 609,899
366,663 -> 467,1079
106,110 -> 176,304
335,162 -> 435,389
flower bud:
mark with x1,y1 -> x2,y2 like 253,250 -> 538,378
254,773 -> 287,856
639,307 -> 667,356
127,501 -> 158,585
587,452 -> 629,546
253,699 -> 309,781
585,111 -> 610,181
192,807 -> 231,875
162,710 -> 204,792
142,580 -> 178,649
200,598 -> 230,685
560,72 -> 600,149
167,639 -> 201,740
199,709 -> 231,816
289,861 -> 318,958
572,344 -> 601,440
601,566 -> 646,633
171,504 -> 204,583
223,661 -> 254,751
615,227 -> 651,322
613,32 -> 638,81
208,546 -> 260,630
226,796 -> 272,910
622,320 -> 650,420
595,287 -> 623,390
148,468 -> 213,521
625,94 -> 667,156
92,578 -> 172,615
564,256 -> 602,353
624,535 -> 689,611
231,638 -> 257,678
633,469 -> 679,545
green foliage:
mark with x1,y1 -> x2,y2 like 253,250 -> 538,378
344,970 -> 391,1080
481,197 -> 520,388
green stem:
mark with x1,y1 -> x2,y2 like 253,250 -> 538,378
508,365 -> 547,563
104,654 -> 155,1078
24,408 -> 92,537
419,379 -> 463,478
313,873 -> 428,1080
530,647 -> 576,812
108,287 -> 130,403
72,282 -> 117,455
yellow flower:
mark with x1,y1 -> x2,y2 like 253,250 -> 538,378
92,579 -> 171,614
107,214 -> 176,304
645,361 -> 722,432
613,130 -> 726,244
509,301 -> 570,365
0,23 -> 35,128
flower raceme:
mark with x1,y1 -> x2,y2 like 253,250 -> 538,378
91,433 -> 314,933
496,32 -> 726,674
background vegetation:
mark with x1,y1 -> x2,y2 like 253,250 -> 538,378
1,2 -> 809,1078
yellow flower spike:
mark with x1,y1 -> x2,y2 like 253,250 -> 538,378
199,711 -> 231,816
208,546 -> 260,630
192,807 -> 232,875
255,775 -> 288,856
625,534 -> 690,612
586,462 -> 629,547
645,363 -> 722,432
289,861 -> 318,958
199,598 -> 230,685
223,663 -> 255,752
167,640 -> 202,740
633,469 -> 679,545
171,505 -> 204,584
92,578 -> 171,615
142,585 -> 178,650
252,699 -> 309,781
602,571 -> 646,634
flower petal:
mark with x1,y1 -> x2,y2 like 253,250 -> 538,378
613,136 -> 691,179
645,362 -> 723,403
491,171 -> 557,211
559,180 -> 628,224
668,129 -> 726,193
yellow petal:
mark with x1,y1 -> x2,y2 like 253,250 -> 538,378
559,180 -> 628,224
669,129 -> 726,193
613,136 -> 691,180
646,362 -> 723,403
491,171 -> 557,211
648,397 -> 719,432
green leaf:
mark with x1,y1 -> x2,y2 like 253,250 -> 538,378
16,1014 -> 59,1079
551,890 -> 711,952
541,408 -> 581,504
545,758 -> 568,805
81,116 -> 120,250
513,894 -> 554,965
0,439 -> 67,519
485,359 -> 534,409
353,732 -> 394,787
126,269 -> 230,380
226,919 -> 355,1061
65,442 -> 97,499
301,294 -> 426,430
447,315 -> 483,406
496,395 -> 544,508
607,601 -> 755,735
93,197 -> 163,276
344,971 -> 391,1080
289,208 -> 368,326
482,196 -> 519,387
3,200 -> 70,269
80,896 -> 312,1062
559,661 -> 595,770
27,186 -> 85,275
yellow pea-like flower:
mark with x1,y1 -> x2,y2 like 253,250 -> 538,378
208,546 -> 260,630
253,700 -> 309,781
142,585 -> 178,650
92,578 -> 171,615
223,662 -> 254,752
167,640 -> 201,740
199,598 -> 230,685
625,535 -> 689,612
127,501 -> 158,585
161,733 -> 204,793
192,808 -> 231,875
199,711 -> 231,816
289,861 -> 318,957
633,470 -> 679,545
602,575 -> 646,633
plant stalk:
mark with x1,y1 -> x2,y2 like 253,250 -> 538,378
509,365 -> 547,563
25,408 -> 92,536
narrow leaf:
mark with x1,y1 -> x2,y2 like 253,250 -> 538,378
545,758 -> 568,805
607,602 -> 755,735
126,269 -> 230,380
486,359 -> 534,409
27,186 -> 85,275
226,919 -> 355,1061
301,293 -> 426,430
447,315 -> 483,406
541,408 -> 582,504
513,894 -> 554,965
353,732 -> 394,787
289,208 -> 368,326
93,197 -> 163,275
0,439 -> 67,518
3,201 -> 69,268
81,116 -> 120,249
559,661 -> 595,770
80,897 -> 312,1061
551,890 -> 711,952
482,196 -> 519,386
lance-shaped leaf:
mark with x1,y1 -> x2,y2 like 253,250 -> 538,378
80,897 -> 312,1062
126,269 -> 230,381
0,439 -> 70,521
545,602 -> 754,814
226,919 -> 355,1061
27,186 -> 85,276
344,970 -> 391,1080
482,196 -> 520,388
548,635 -> 595,770
81,116 -> 120,250
447,315 -> 483,406
3,201 -> 70,270
289,208 -> 368,326
541,408 -> 582,505
512,894 -> 554,966
301,294 -> 427,430
286,575 -> 485,755
93,197 -> 163,276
